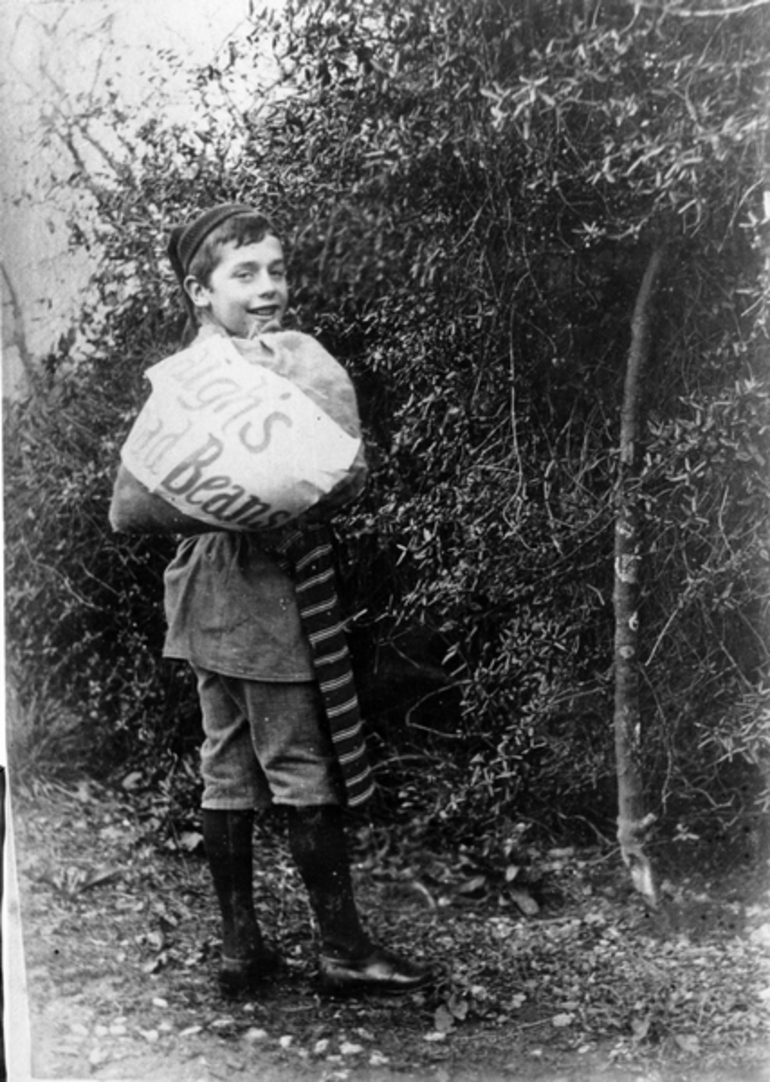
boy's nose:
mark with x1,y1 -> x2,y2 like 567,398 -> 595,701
255,272 -> 276,296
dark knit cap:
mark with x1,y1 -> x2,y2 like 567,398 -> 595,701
167,202 -> 258,287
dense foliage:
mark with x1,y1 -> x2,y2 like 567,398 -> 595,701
6,0 -> 769,844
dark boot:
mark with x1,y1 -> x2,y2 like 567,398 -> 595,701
286,804 -> 371,958
286,804 -> 432,995
201,808 -> 279,993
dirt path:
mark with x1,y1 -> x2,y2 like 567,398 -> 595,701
8,777 -> 770,1082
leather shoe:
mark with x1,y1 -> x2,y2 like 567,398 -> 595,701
219,944 -> 281,994
318,945 -> 433,996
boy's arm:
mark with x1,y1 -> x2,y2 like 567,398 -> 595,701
109,464 -> 214,536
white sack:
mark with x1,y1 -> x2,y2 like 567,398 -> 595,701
120,333 -> 361,531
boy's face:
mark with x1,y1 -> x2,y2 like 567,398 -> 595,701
186,235 -> 289,337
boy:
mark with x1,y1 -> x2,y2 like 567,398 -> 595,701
110,203 -> 431,997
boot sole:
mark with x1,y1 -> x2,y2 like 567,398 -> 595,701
317,973 -> 434,998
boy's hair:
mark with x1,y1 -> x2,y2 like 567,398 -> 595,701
167,203 -> 277,339
187,211 -> 275,287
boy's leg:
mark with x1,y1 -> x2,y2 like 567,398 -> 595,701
202,808 -> 278,977
193,666 -> 278,992
237,678 -> 433,994
285,804 -> 371,958
227,680 -> 370,955
286,804 -> 431,995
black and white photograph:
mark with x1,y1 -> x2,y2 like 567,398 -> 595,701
2,1 -> 769,1080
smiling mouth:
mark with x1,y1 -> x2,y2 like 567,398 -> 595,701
245,309 -> 282,335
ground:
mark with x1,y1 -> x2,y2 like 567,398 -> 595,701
10,775 -> 770,1082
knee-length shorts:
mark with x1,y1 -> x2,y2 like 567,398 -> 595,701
192,664 -> 344,809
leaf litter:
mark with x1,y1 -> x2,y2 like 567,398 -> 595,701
12,777 -> 770,1081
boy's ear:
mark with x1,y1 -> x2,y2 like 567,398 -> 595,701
184,275 -> 210,311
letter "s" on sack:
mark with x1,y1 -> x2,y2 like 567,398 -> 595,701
238,412 -> 293,453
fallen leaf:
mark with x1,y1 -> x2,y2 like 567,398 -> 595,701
457,874 -> 487,895
177,831 -> 204,853
434,1005 -> 455,1033
448,995 -> 469,1021
631,1016 -> 651,1041
142,954 -> 167,974
750,924 -> 770,949
244,1028 -> 268,1043
552,1013 -> 574,1028
675,1034 -> 700,1054
81,868 -> 122,891
211,1017 -> 236,1029
510,887 -> 540,916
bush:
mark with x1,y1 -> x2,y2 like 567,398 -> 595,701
6,0 -> 769,843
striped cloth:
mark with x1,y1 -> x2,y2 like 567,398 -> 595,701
271,523 -> 374,808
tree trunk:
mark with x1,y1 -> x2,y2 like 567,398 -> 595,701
613,245 -> 665,907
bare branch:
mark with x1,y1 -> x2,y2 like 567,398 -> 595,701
1,262 -> 38,389
677,0 -> 770,14
631,0 -> 770,15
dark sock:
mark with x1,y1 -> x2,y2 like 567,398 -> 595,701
202,808 -> 263,959
286,804 -> 372,959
